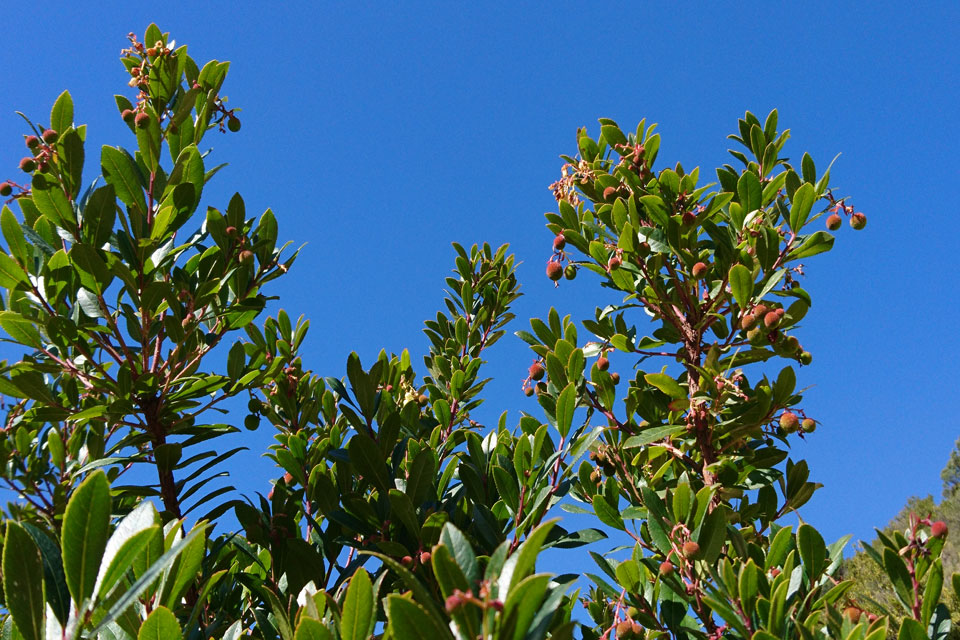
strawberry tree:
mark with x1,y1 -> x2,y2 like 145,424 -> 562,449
0,22 -> 952,640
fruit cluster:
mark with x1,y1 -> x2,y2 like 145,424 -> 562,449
545,231 -> 578,282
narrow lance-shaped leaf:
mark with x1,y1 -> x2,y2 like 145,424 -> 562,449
3,522 -> 45,640
62,469 -> 111,608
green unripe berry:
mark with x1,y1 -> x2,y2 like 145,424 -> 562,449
247,398 -> 262,413
227,116 -> 242,132
0,182 -> 12,197
799,351 -> 813,365
564,264 -> 577,280
244,414 -> 260,431
850,212 -> 867,230
801,418 -> 816,433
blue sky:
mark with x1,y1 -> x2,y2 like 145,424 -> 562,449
1,1 -> 958,556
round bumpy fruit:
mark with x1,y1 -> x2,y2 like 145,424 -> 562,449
135,112 -> 151,129
602,186 -> 617,200
741,313 -> 757,331
682,541 -> 700,558
636,241 -> 651,257
243,414 -> 260,431
121,109 -> 135,123
780,412 -> 799,432
41,129 -> 58,144
419,551 -> 431,564
607,256 -> 622,271
597,356 -> 609,371
692,262 -> 708,279
239,250 -> 255,264
826,213 -> 842,230
610,372 -> 620,384
659,561 -> 675,577
801,418 -> 816,433
564,264 -> 577,280
227,116 -> 242,132
19,157 -> 36,173
25,135 -> 40,150
247,398 -> 262,413
546,260 -> 563,281
799,351 -> 813,365
524,386 -> 534,397
553,233 -> 566,251
0,182 -> 12,197
932,520 -> 948,539
763,311 -> 781,329
850,212 -> 867,230
528,362 -> 545,381
843,607 -> 862,623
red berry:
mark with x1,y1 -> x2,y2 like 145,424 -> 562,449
753,304 -> 769,318
597,356 -> 609,371
850,212 -> 867,230
24,135 -> 39,149
419,551 -> 431,564
682,211 -> 697,226
546,261 -> 563,281
41,129 -> 58,144
524,386 -> 534,397
682,541 -> 700,558
607,256 -> 622,271
602,186 -> 617,200
692,262 -> 708,279
121,109 -> 135,123
19,157 -> 36,173
401,555 -> 413,566
826,213 -> 842,230
553,234 -> 566,251
741,313 -> 757,330
529,362 -> 545,381
843,607 -> 862,623
239,250 -> 255,264
932,520 -> 948,539
763,311 -> 780,329
135,112 -> 151,129
610,372 -> 620,384
0,182 -> 11,197
445,594 -> 462,613
659,561 -> 675,576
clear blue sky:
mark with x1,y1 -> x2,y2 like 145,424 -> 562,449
1,2 -> 958,554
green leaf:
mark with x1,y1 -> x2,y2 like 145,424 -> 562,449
555,383 -> 576,438
101,146 -> 147,218
883,547 -> 915,610
439,523 -> 479,584
729,264 -> 753,309
796,523 -> 826,582
644,373 -> 685,399
348,433 -> 391,493
19,523 -> 70,625
623,424 -> 685,449
898,618 -> 927,640
82,184 -> 117,247
62,470 -> 111,607
501,519 -> 557,593
0,252 -> 28,289
3,522 -> 45,640
31,177 -> 76,229
737,171 -> 761,213
788,231 -> 834,260
50,90 -> 74,133
91,526 -> 205,635
1,207 -> 28,264
161,524 -> 206,609
593,495 -> 625,531
341,568 -> 374,640
0,312 -> 43,349
96,527 -> 160,600
294,619 -> 332,640
385,594 -> 451,640
789,183 -> 815,232
137,606 -> 181,640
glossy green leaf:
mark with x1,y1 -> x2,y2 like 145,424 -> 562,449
62,470 -> 111,607
898,618 -> 926,640
385,594 -> 451,640
729,264 -> 753,309
294,619 -> 332,640
3,522 -> 45,640
796,523 -> 826,582
644,373 -> 685,399
137,606 -> 181,640
555,382 -> 576,438
348,433 -> 391,492
50,90 -> 73,133
737,171 -> 761,213
788,230 -> 834,260
789,183 -> 815,232
101,145 -> 146,217
439,522 -> 479,583
341,568 -> 374,640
